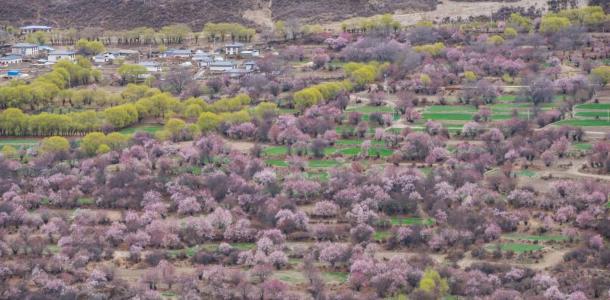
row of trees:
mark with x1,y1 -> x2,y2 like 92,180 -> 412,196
0,59 -> 101,111
23,23 -> 255,46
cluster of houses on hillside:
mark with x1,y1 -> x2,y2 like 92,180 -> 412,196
1,24 -> 264,80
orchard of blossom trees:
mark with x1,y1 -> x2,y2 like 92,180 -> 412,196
0,3 -> 610,300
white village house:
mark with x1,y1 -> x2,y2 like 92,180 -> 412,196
161,49 -> 192,58
48,50 -> 76,63
192,51 -> 213,68
93,53 -> 116,64
139,61 -> 162,73
20,25 -> 52,35
0,55 -> 23,66
209,61 -> 237,73
11,43 -> 39,57
224,43 -> 244,56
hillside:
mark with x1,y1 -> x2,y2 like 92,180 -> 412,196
0,0 -> 437,30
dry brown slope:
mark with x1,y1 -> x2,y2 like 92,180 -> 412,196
0,0 -> 437,30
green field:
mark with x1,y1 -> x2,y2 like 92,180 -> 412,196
266,159 -> 289,167
422,112 -> 475,121
273,270 -> 307,285
488,243 -> 544,253
426,105 -> 477,113
555,119 -> 610,126
119,124 -> 163,135
322,272 -> 348,284
373,231 -> 391,241
575,103 -> 610,110
172,242 -> 256,257
391,217 -> 435,226
503,233 -> 568,242
0,138 -> 40,148
309,160 -> 341,168
306,171 -> 329,182
576,111 -> 610,119
572,143 -> 592,151
517,169 -> 536,178
346,105 -> 395,114
263,146 -> 289,156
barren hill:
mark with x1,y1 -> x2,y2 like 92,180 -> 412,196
0,0 -> 437,30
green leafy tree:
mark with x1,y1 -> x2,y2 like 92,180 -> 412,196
592,66 -> 610,86
118,64 -> 148,85
197,112 -> 222,132
40,136 -> 70,154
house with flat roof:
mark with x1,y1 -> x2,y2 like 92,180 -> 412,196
209,60 -> 237,73
161,49 -> 192,58
0,55 -> 23,66
11,43 -> 39,57
93,53 -> 116,64
139,61 -> 162,73
20,25 -> 52,34
240,49 -> 260,58
192,53 -> 213,67
243,61 -> 258,71
48,50 -> 76,63
224,43 -> 244,56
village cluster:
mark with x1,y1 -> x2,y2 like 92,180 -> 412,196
0,25 -> 261,81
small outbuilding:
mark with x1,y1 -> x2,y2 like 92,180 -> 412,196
48,50 -> 76,63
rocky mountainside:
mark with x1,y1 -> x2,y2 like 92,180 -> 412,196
0,0 -> 437,30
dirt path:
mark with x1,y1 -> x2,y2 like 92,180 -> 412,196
558,162 -> 610,181
458,247 -> 572,271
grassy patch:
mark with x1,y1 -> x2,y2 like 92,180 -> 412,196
555,119 -> 610,127
391,217 -> 435,226
322,271 -> 348,284
0,138 -> 40,148
503,233 -> 568,242
308,160 -> 340,168
517,169 -> 536,178
77,197 -> 94,206
46,244 -> 60,254
119,124 -> 163,135
426,105 -> 477,113
273,270 -> 307,285
488,243 -> 544,253
572,143 -> 592,151
576,111 -> 610,119
264,146 -> 288,156
266,159 -> 288,167
306,171 -> 329,182
278,108 -> 299,115
346,105 -> 395,114
373,231 -> 391,241
422,112 -> 474,121
497,95 -> 517,102
161,291 -> 177,297
575,103 -> 610,110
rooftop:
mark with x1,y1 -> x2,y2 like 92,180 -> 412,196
49,50 -> 76,55
20,25 -> 52,30
139,61 -> 160,66
210,61 -> 236,66
0,55 -> 22,61
13,43 -> 38,48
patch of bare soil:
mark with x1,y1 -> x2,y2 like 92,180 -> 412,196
226,140 -> 257,153
457,247 -> 571,270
